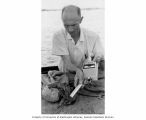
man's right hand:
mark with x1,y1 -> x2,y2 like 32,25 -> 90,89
61,55 -> 84,87
74,68 -> 84,87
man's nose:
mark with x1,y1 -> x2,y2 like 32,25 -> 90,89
68,26 -> 74,32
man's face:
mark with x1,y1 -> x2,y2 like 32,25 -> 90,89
62,8 -> 82,36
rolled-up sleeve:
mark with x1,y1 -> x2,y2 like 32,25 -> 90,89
52,31 -> 69,56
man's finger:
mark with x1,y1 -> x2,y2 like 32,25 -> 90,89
74,75 -> 78,87
93,56 -> 101,63
79,79 -> 83,84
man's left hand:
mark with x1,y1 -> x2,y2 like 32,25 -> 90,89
92,55 -> 104,63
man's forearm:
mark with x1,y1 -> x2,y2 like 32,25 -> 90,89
61,55 -> 80,72
61,55 -> 84,87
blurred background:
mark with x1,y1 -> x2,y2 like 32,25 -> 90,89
41,0 -> 104,67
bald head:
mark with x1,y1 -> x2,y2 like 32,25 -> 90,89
62,5 -> 81,22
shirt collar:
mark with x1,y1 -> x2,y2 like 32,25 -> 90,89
66,28 -> 84,42
66,32 -> 72,40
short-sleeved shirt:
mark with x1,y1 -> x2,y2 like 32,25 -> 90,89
52,27 -> 104,72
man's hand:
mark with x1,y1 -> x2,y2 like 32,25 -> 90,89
74,68 -> 84,87
61,55 -> 84,87
92,54 -> 104,63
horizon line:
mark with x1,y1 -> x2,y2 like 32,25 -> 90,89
42,7 -> 104,12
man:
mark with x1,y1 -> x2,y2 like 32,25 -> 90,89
52,5 -> 104,87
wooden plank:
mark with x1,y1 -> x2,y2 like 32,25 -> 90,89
41,66 -> 59,74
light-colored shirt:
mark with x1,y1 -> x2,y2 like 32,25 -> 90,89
52,28 -> 104,72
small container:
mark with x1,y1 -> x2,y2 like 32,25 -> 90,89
82,58 -> 98,81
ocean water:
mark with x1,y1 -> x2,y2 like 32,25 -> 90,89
41,8 -> 104,67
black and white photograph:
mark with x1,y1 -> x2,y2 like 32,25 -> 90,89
41,0 -> 105,114
1,0 -> 146,119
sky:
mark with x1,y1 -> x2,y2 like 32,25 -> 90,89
42,0 -> 104,9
